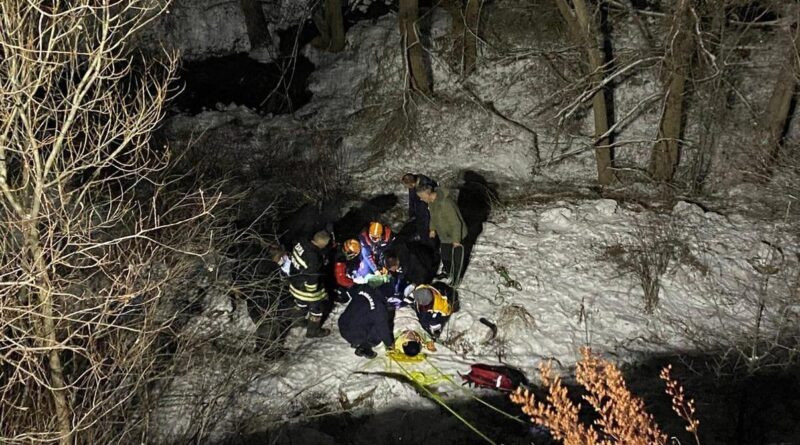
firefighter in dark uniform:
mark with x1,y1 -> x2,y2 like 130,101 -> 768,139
288,230 -> 332,338
338,284 -> 394,359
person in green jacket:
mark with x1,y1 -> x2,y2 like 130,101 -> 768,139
416,184 -> 467,286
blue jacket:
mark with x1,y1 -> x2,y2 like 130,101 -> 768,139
359,228 -> 394,274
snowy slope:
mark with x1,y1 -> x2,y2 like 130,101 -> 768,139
149,194 -> 798,442
263,196 -> 797,392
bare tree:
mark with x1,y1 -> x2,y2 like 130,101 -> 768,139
463,0 -> 482,75
0,1 -> 225,442
649,0 -> 695,183
445,0 -> 482,75
239,0 -> 275,53
554,0 -> 615,185
399,0 -> 432,94
311,0 -> 346,52
757,4 -> 800,176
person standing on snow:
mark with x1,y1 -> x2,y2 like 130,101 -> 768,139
338,284 -> 395,359
416,184 -> 467,286
359,221 -> 394,275
402,173 -> 438,242
288,230 -> 332,338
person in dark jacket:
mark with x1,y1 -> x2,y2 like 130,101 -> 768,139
288,230 -> 332,338
407,282 -> 457,340
402,173 -> 438,242
338,284 -> 395,359
417,184 -> 467,286
385,241 -> 436,287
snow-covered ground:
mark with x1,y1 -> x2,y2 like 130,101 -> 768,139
144,3 -> 800,441
149,191 -> 798,442
262,195 -> 796,396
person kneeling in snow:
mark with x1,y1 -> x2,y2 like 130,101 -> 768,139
332,238 -> 369,303
407,282 -> 456,340
359,221 -> 395,275
338,284 -> 394,359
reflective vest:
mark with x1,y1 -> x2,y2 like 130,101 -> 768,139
415,284 -> 452,316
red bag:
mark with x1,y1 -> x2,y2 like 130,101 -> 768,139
459,364 -> 527,392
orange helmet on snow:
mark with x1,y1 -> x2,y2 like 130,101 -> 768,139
368,222 -> 384,241
343,239 -> 360,259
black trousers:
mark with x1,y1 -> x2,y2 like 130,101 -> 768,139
294,297 -> 326,317
440,243 -> 465,286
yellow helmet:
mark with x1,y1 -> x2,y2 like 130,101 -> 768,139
368,222 -> 383,240
343,239 -> 360,258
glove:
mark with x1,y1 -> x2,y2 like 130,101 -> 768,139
387,297 -> 402,307
367,273 -> 390,287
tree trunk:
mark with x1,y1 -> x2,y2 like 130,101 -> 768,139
28,229 -> 72,444
399,0 -> 432,94
760,7 -> 800,173
554,0 -> 614,185
239,0 -> 273,51
463,0 -> 481,75
443,0 -> 465,70
325,0 -> 346,52
312,0 -> 346,52
649,0 -> 693,182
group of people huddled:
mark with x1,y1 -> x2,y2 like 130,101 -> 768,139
273,173 -> 468,359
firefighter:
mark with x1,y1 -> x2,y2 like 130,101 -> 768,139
338,284 -> 394,359
287,230 -> 332,338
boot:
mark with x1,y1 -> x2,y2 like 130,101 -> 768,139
305,314 -> 331,338
354,344 -> 377,359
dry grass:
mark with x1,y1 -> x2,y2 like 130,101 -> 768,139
511,348 -> 701,445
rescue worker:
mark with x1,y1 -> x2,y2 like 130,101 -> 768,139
416,184 -> 467,286
338,284 -> 394,359
333,238 -> 368,288
288,230 -> 332,338
407,282 -> 456,340
402,173 -> 438,242
359,221 -> 394,275
331,238 -> 367,303
385,241 -> 436,287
